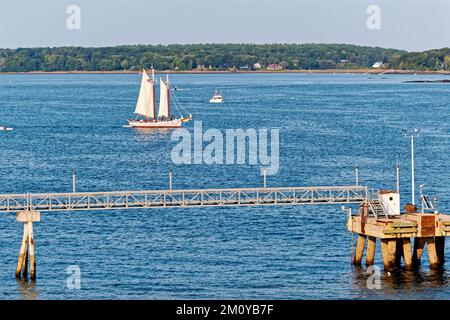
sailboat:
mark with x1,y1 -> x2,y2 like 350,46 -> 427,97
127,69 -> 192,129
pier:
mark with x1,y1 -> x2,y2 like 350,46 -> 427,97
348,204 -> 449,272
4,185 -> 367,280
3,183 -> 449,279
0,185 -> 368,213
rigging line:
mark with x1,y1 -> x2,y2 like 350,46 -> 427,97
170,87 -> 189,116
170,92 -> 183,117
171,88 -> 185,112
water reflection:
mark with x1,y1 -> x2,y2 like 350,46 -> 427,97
133,128 -> 174,141
353,265 -> 448,298
16,278 -> 39,300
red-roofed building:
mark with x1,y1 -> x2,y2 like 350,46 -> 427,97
267,63 -> 283,70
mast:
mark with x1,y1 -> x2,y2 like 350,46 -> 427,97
396,155 -> 400,194
152,67 -> 156,120
167,74 -> 171,118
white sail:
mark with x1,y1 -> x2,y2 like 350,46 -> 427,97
134,70 -> 155,118
158,77 -> 170,118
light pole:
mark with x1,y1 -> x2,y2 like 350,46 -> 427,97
396,155 -> 400,194
402,129 -> 420,205
72,170 -> 76,193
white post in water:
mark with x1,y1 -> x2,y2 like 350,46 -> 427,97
355,162 -> 359,187
72,170 -> 76,193
403,129 -> 420,205
169,169 -> 172,192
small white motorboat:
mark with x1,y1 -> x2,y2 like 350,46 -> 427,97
0,125 -> 13,131
209,90 -> 223,103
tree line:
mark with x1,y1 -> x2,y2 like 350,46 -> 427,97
0,43 -> 448,72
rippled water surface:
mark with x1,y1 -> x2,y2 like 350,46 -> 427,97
0,73 -> 449,299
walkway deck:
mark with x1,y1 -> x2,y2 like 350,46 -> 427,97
0,185 -> 368,213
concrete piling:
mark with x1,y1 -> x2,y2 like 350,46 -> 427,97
15,211 -> 40,280
16,223 -> 29,278
435,236 -> 445,266
395,239 -> 403,268
353,234 -> 366,265
351,233 -> 447,272
28,222 -> 36,280
412,237 -> 426,266
365,236 -> 376,266
380,239 -> 397,272
402,238 -> 413,270
427,237 -> 440,269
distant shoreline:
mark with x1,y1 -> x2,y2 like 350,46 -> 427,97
1,69 -> 450,75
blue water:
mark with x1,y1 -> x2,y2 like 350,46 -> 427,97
0,73 -> 449,299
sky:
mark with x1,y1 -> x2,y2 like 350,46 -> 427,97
0,0 -> 449,51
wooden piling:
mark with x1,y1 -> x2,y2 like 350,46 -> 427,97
353,234 -> 366,265
402,238 -> 413,270
28,222 -> 36,280
435,236 -> 445,266
427,237 -> 440,269
15,210 -> 40,280
381,239 -> 397,271
15,223 -> 29,278
365,236 -> 376,266
395,239 -> 404,267
21,243 -> 29,278
412,237 -> 426,266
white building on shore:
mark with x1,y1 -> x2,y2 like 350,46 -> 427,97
372,61 -> 385,68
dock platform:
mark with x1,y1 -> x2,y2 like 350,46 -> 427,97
348,205 -> 450,271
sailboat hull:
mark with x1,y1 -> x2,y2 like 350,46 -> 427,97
128,119 -> 183,128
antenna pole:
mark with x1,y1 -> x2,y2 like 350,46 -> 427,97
169,169 -> 172,192
411,135 -> 415,205
396,156 -> 400,194
403,129 -> 419,206
355,162 -> 359,187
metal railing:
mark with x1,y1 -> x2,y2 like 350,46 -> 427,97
0,185 -> 369,213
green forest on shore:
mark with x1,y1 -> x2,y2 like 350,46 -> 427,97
0,43 -> 449,73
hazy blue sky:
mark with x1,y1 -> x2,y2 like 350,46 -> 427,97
0,0 -> 449,51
